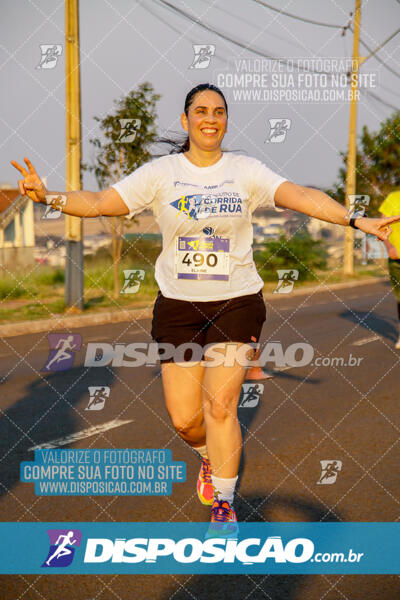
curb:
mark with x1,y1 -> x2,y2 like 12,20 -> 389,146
262,276 -> 385,300
0,306 -> 154,338
0,277 -> 385,339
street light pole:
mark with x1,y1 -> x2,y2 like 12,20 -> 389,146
65,0 -> 83,310
343,0 -> 363,275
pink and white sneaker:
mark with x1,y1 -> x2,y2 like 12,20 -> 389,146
197,458 -> 214,505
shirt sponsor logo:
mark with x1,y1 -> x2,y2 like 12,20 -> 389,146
171,194 -> 243,220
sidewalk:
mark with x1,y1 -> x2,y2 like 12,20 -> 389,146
0,277 -> 385,339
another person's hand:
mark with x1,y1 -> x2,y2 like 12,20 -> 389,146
354,215 -> 400,242
11,157 -> 48,204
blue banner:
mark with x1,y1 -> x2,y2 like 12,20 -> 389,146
20,449 -> 186,496
0,522 -> 399,574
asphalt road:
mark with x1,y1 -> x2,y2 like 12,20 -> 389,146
0,280 -> 399,599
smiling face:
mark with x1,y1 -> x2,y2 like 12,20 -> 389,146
181,89 -> 228,153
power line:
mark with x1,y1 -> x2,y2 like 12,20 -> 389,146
251,0 -> 400,80
361,88 -> 399,112
153,0 -> 346,76
358,32 -> 400,79
252,0 -> 400,79
147,0 -> 400,106
377,79 -> 400,102
362,26 -> 400,63
154,0 -> 400,93
196,0 -> 308,53
142,1 -> 195,40
251,0 -> 347,30
153,0 -> 279,58
145,0 -> 306,63
141,1 -> 224,66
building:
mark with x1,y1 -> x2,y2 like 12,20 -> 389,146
0,186 -> 35,269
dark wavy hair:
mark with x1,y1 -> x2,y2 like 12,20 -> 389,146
156,83 -> 228,154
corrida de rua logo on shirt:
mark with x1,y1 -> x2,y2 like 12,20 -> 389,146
170,193 -> 243,220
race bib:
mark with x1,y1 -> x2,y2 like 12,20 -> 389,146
174,236 -> 230,281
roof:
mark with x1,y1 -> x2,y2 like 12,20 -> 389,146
0,189 -> 20,214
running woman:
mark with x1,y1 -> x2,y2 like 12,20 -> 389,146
12,83 -> 400,536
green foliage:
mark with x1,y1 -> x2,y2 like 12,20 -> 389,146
34,268 -> 65,286
83,257 -> 159,295
81,82 -> 161,297
84,261 -> 115,291
121,238 -> 162,267
0,267 -> 64,300
0,279 -> 28,299
85,238 -> 162,270
326,111 -> 400,215
254,232 -> 328,281
82,82 -> 161,187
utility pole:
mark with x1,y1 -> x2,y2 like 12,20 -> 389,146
343,0 -> 364,275
65,0 -> 83,310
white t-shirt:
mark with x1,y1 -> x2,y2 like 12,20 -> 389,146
112,152 -> 287,301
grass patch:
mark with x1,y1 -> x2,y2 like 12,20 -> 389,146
0,279 -> 29,300
0,299 -> 66,323
0,246 -> 386,324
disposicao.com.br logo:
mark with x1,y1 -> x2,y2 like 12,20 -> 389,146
42,529 -> 82,567
1,522 -> 393,574
83,535 -> 363,566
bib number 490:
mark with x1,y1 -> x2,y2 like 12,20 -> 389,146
182,252 -> 218,267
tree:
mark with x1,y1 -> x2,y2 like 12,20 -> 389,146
326,111 -> 400,216
83,82 -> 160,298
254,232 -> 328,282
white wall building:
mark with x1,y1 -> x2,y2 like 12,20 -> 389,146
0,186 -> 35,269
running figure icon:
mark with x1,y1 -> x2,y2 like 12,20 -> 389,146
45,531 -> 77,566
176,195 -> 192,218
274,269 -> 299,294
317,460 -> 342,485
45,335 -> 77,370
192,46 -> 213,68
36,45 -> 62,69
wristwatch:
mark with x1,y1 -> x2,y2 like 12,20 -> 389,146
345,210 -> 364,229
349,216 -> 359,229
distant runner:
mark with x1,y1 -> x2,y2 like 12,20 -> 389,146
379,190 -> 400,349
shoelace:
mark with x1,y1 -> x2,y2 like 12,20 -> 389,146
201,459 -> 212,484
211,501 -> 231,522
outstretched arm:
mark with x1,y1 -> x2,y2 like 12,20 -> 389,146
275,181 -> 400,241
11,157 -> 128,217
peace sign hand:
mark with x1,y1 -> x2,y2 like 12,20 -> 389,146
10,157 -> 48,204
354,214 -> 400,241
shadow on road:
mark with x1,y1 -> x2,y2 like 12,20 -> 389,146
0,365 -> 115,497
158,491 -> 342,600
339,307 -> 398,343
1,362 -> 346,600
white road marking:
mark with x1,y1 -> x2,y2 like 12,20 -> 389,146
352,334 -> 380,346
28,419 -> 133,451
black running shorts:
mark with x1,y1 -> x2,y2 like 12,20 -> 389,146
151,290 -> 266,363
